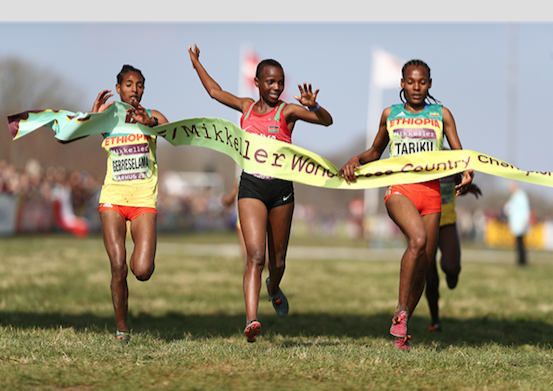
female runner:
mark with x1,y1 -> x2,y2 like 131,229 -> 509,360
90,65 -> 169,342
189,44 -> 333,342
339,59 -> 473,351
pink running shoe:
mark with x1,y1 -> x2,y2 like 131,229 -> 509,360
395,335 -> 411,352
244,320 -> 261,343
390,310 -> 408,337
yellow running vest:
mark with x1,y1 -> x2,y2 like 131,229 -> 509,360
99,133 -> 158,208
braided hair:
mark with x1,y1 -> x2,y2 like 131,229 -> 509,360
399,59 -> 440,104
117,64 -> 145,85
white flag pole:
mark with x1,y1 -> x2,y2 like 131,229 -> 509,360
363,48 -> 404,237
363,78 -> 382,217
235,44 -> 257,178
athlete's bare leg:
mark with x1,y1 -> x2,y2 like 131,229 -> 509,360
266,202 -> 294,297
100,211 -> 156,333
425,246 -> 441,325
409,212 -> 440,315
239,198 -> 269,322
438,224 -> 461,278
129,213 -> 157,281
100,210 -> 129,333
385,194 -> 440,317
425,223 -> 459,326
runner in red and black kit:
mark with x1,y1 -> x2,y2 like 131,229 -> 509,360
189,44 -> 333,342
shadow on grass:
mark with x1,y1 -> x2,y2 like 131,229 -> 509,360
1,311 -> 553,347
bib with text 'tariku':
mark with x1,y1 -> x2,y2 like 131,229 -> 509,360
386,103 -> 444,158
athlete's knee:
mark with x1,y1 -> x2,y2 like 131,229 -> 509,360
407,235 -> 427,256
442,263 -> 461,277
133,266 -> 154,281
247,247 -> 267,267
131,259 -> 155,281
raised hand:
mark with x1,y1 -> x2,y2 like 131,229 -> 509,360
294,83 -> 320,109
127,101 -> 154,126
91,89 -> 114,113
188,44 -> 200,67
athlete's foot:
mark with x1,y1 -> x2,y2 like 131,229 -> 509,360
244,320 -> 261,343
266,277 -> 289,318
390,310 -> 408,337
113,330 -> 131,344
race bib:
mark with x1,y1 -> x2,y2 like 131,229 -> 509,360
109,142 -> 151,181
392,128 -> 437,156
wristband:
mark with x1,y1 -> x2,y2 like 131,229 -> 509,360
308,103 -> 320,112
150,116 -> 159,127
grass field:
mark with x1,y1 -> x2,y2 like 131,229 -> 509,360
1,232 -> 553,390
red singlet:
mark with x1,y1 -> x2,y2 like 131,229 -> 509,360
240,101 -> 291,143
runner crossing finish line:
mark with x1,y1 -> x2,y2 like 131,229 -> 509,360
7,101 -> 553,190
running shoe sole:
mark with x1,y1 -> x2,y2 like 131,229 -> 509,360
244,320 -> 261,343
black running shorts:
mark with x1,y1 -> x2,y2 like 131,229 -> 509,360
238,171 -> 294,210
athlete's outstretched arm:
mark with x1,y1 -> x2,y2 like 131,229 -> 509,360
443,107 -> 473,195
188,44 -> 252,113
339,108 -> 390,184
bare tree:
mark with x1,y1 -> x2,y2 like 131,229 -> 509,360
0,57 -> 104,175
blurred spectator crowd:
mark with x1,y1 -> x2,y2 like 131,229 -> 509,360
0,159 -> 545,250
0,159 -> 236,236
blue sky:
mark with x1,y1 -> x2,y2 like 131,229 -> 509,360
2,4 -> 552,199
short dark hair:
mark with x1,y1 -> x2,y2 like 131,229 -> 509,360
117,65 -> 145,85
255,59 -> 284,78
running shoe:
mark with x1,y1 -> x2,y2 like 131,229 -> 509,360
113,331 -> 131,344
244,320 -> 261,343
266,277 -> 289,318
390,310 -> 408,337
446,274 -> 459,289
394,335 -> 411,352
428,323 -> 442,332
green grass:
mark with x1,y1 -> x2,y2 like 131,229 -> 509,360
1,233 -> 552,390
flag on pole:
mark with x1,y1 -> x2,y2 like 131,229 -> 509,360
364,48 -> 404,221
371,48 -> 404,89
366,48 -> 404,146
238,45 -> 261,98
